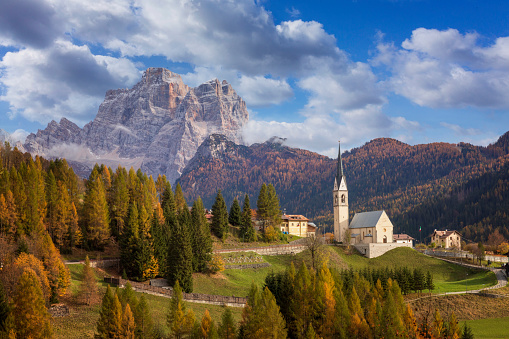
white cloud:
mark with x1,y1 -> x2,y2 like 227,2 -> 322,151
376,28 -> 509,109
0,40 -> 140,125
243,107 -> 417,157
237,76 -> 293,107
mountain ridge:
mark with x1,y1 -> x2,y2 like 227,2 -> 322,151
23,68 -> 249,182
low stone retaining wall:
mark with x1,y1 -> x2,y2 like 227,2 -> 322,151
354,242 -> 412,258
104,277 -> 247,307
225,263 -> 270,270
215,244 -> 306,256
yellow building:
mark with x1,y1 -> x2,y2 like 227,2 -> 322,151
280,214 -> 317,237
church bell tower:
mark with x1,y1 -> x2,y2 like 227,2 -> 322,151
333,141 -> 349,243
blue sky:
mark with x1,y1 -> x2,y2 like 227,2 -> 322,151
1,0 -> 508,157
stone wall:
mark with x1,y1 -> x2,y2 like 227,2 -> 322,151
104,278 -> 247,307
225,263 -> 270,270
215,244 -> 306,256
354,242 -> 412,258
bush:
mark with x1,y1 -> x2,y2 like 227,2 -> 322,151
208,254 -> 225,273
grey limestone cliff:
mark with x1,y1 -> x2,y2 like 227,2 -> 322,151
24,68 -> 249,182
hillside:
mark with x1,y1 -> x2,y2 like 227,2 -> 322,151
178,132 -> 509,242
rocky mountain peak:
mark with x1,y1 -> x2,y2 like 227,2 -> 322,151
23,68 -> 249,182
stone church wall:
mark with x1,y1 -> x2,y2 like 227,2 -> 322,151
354,242 -> 412,258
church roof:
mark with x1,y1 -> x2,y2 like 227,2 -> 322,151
349,210 -> 386,229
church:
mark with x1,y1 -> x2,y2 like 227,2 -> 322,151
333,142 -> 412,258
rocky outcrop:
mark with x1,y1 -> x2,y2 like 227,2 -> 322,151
24,68 -> 249,182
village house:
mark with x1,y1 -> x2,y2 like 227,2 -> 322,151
280,214 -> 317,237
431,230 -> 461,249
393,234 -> 415,246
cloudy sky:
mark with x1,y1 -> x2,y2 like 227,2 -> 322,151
1,0 -> 508,157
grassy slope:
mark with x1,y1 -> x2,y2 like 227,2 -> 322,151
465,317 -> 509,339
53,264 -> 243,339
330,246 -> 498,292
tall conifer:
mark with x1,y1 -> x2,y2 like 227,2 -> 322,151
241,194 -> 256,242
228,198 -> 241,226
190,197 -> 212,272
12,268 -> 53,339
166,217 -> 194,293
211,190 -> 228,240
83,167 -> 110,249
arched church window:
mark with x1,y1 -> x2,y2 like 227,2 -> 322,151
341,194 -> 345,203
335,195 -> 338,204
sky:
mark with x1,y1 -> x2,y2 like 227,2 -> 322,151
1,0 -> 509,157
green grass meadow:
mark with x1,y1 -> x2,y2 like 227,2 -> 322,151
463,317 -> 509,339
53,264 -> 243,339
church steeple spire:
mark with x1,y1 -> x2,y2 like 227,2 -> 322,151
337,141 -> 344,185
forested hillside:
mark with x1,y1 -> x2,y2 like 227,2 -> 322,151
178,132 -> 509,242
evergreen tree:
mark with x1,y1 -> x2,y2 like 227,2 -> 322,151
448,312 -> 461,339
109,167 -> 129,239
121,202 -> 141,278
200,309 -> 217,339
151,207 -> 168,277
240,284 -> 287,339
267,184 -> 281,226
425,271 -> 435,293
83,167 -> 110,249
166,217 -> 194,293
135,295 -> 154,339
174,183 -> 187,214
96,285 -> 122,339
167,281 -> 195,339
228,198 -> 241,226
121,304 -> 136,339
79,256 -> 98,305
241,194 -> 256,242
257,183 -> 269,223
380,286 -> 404,339
190,198 -> 212,272
218,307 -> 237,339
161,182 -> 176,221
45,170 -> 58,239
211,190 -> 228,240
461,322 -> 474,339
12,268 -> 53,339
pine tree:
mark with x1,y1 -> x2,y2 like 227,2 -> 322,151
167,281 -> 195,339
79,256 -> 98,305
121,304 -> 136,339
174,183 -> 187,214
161,182 -> 176,221
425,271 -> 435,293
257,183 -> 269,223
267,184 -> 281,226
228,198 -> 241,226
190,197 -> 212,272
448,312 -> 461,339
166,217 -> 194,293
109,167 -> 129,239
240,284 -> 287,339
45,170 -> 58,239
96,285 -> 122,338
135,295 -> 154,339
121,202 -> 141,278
218,307 -> 237,339
461,322 -> 474,339
83,167 -> 110,250
211,190 -> 228,240
12,268 -> 53,339
200,309 -> 217,339
241,194 -> 256,242
432,309 -> 445,339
